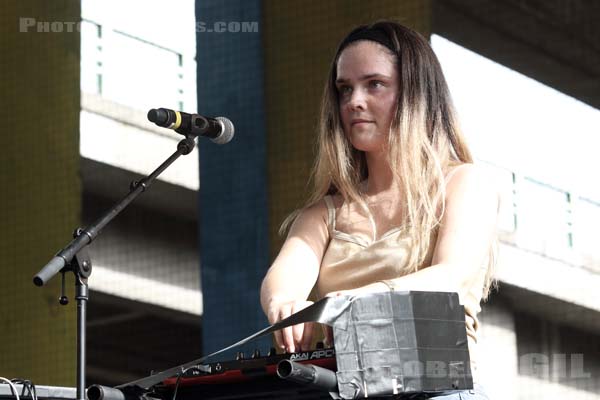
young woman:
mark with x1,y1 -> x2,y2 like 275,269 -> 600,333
261,20 -> 498,399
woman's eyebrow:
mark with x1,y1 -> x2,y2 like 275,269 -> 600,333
336,73 -> 391,84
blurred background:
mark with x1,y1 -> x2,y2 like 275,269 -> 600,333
1,1 -> 599,399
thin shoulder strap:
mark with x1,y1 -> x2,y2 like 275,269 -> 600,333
445,163 -> 470,184
323,195 -> 336,232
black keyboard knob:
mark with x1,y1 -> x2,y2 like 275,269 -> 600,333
252,349 -> 261,358
316,341 -> 324,349
267,347 -> 277,357
236,351 -> 244,360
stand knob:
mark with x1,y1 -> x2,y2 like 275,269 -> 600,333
59,271 -> 69,305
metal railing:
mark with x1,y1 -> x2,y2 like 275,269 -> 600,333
80,19 -> 187,110
484,161 -> 599,271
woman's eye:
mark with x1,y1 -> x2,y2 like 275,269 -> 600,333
369,80 -> 383,88
339,86 -> 352,95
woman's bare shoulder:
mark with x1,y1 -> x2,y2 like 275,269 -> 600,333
291,197 -> 330,231
284,198 -> 332,257
445,163 -> 500,208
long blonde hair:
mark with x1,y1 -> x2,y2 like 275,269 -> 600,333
282,20 -> 496,299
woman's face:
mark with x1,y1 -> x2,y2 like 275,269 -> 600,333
335,40 -> 399,153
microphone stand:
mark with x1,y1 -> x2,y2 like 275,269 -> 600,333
33,136 -> 197,400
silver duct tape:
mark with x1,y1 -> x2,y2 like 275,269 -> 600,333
331,291 -> 472,399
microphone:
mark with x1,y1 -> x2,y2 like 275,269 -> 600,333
147,108 -> 234,144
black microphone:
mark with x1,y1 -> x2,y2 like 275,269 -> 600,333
147,108 -> 234,144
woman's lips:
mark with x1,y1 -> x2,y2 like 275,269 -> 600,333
351,120 -> 373,126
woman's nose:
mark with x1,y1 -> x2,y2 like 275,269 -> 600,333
348,88 -> 366,110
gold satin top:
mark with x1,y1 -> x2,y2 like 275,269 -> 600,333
315,194 -> 487,380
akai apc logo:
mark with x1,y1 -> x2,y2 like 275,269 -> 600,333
289,348 -> 335,362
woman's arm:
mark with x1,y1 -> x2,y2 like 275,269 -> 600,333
260,199 -> 330,352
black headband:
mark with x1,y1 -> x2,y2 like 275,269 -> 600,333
337,26 -> 396,55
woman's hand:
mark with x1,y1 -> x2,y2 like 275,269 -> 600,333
266,299 -> 315,353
